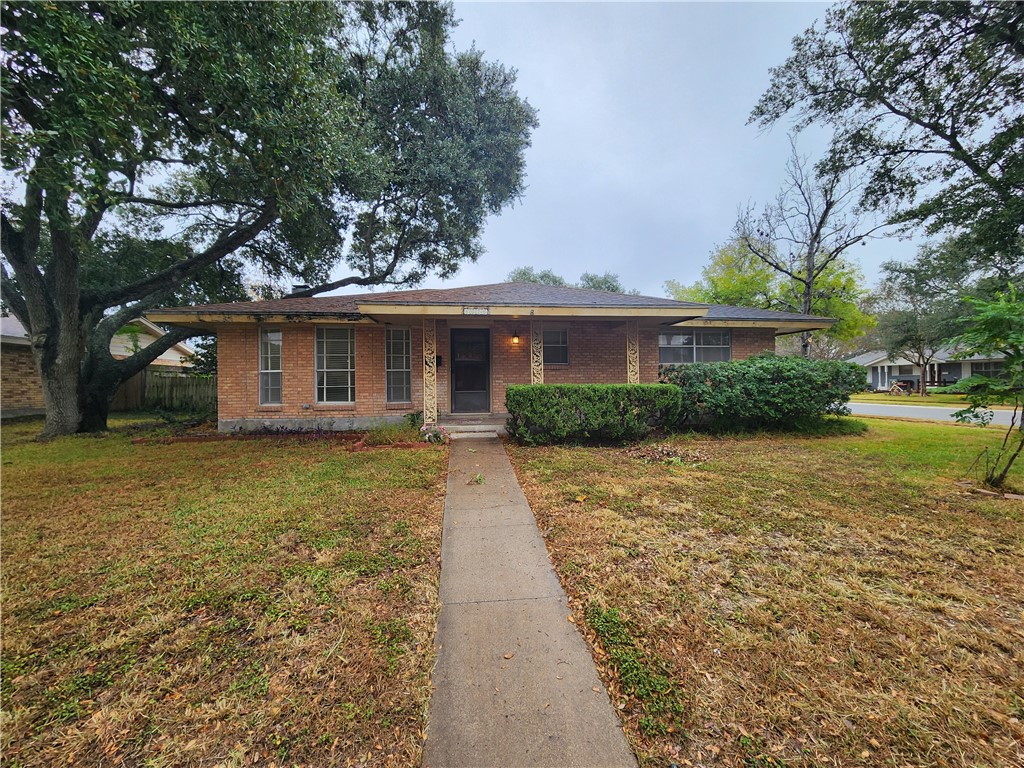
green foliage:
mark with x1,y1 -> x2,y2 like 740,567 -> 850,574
875,243 -> 970,391
659,356 -> 865,431
186,336 -> 217,377
752,2 -> 1024,259
506,267 -> 634,294
585,603 -> 688,735
1,1 -> 537,435
666,239 -> 876,355
505,384 -> 682,445
578,271 -> 635,294
505,266 -> 569,287
950,287 -> 1024,488
665,240 -> 778,308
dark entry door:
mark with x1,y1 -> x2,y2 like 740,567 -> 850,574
451,329 -> 490,413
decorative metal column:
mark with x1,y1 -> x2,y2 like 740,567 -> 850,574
626,319 -> 640,384
530,320 -> 544,384
423,319 -> 438,424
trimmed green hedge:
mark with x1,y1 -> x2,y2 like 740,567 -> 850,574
505,384 -> 681,445
659,355 -> 866,431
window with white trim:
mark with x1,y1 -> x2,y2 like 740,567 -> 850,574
971,361 -> 1005,378
658,329 -> 731,364
385,327 -> 412,403
259,329 -> 282,404
542,329 -> 568,364
316,327 -> 355,403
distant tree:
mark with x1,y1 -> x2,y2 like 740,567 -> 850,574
578,271 -> 640,294
665,240 -> 778,308
951,286 -> 1024,488
735,140 -> 883,357
667,238 -> 875,359
505,266 -> 569,286
186,337 -> 217,378
875,248 -> 968,395
751,2 -> 1024,264
1,2 -> 537,437
506,267 -> 636,293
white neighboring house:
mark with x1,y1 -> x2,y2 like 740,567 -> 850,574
847,349 -> 1007,391
1,315 -> 194,417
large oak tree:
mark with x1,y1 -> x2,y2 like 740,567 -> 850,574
751,1 -> 1023,265
1,1 -> 537,436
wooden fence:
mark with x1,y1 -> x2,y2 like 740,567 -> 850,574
111,371 -> 217,413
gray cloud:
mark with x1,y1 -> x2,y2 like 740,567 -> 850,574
391,2 -> 920,297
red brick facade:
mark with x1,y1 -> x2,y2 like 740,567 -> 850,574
1,344 -> 44,412
214,319 -> 777,428
731,328 -> 778,361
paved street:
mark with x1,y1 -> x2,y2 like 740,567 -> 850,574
848,401 -> 1016,427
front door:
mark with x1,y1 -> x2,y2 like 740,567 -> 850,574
451,328 -> 490,413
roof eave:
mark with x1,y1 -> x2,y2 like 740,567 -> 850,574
357,302 -> 708,319
675,318 -> 835,334
146,311 -> 368,328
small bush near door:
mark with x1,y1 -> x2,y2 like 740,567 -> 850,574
505,384 -> 681,445
660,355 -> 865,431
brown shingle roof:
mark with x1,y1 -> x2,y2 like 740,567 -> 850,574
702,304 -> 833,323
149,282 -> 833,327
154,282 -> 708,316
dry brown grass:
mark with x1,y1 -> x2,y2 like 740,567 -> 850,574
506,419 -> 1024,768
1,416 -> 446,767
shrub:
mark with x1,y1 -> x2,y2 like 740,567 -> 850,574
659,355 -> 865,431
505,384 -> 681,445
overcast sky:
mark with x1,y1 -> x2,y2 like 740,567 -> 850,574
405,1 -> 920,298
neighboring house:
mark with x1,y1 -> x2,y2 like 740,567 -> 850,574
0,315 -> 194,417
148,282 -> 832,432
847,349 -> 1007,391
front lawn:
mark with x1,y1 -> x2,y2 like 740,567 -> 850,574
507,419 -> 1023,767
1,417 -> 446,767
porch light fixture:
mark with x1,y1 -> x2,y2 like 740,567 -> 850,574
512,332 -> 520,345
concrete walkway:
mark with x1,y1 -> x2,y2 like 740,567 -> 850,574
424,437 -> 637,768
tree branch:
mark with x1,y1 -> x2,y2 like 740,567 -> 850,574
87,202 -> 278,311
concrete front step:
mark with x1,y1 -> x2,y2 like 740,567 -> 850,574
441,420 -> 507,437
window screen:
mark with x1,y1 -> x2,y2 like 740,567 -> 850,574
385,327 -> 412,402
259,329 -> 282,404
316,327 -> 355,403
659,329 -> 731,364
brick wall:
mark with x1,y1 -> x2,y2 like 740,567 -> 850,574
217,323 -> 425,421
1,344 -> 45,411
731,328 -> 777,360
215,320 -> 779,423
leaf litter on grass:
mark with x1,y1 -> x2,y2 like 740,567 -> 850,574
1,416 -> 447,767
505,421 -> 1024,768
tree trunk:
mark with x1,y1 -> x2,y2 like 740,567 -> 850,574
78,380 -> 115,433
76,341 -> 130,433
34,329 -> 85,439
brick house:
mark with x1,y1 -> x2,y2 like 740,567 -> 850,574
148,283 -> 833,432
